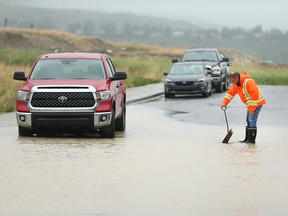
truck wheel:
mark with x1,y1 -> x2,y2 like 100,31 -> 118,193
18,126 -> 33,137
216,77 -> 223,93
223,77 -> 229,91
209,87 -> 213,96
100,109 -> 115,138
115,105 -> 126,131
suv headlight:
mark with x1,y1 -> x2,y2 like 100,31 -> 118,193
165,78 -> 173,84
17,91 -> 30,102
96,91 -> 111,102
212,66 -> 221,75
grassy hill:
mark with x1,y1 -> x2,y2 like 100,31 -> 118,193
0,28 -> 287,113
0,28 -> 259,64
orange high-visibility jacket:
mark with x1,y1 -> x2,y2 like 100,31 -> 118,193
222,72 -> 266,111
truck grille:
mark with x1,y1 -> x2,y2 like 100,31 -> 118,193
31,92 -> 96,108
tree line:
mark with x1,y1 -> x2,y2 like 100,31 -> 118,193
3,17 -> 288,41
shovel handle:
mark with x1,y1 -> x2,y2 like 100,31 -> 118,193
222,106 -> 230,132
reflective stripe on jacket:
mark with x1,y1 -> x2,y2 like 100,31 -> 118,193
222,72 -> 266,111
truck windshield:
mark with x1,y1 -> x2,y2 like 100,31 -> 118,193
30,59 -> 106,80
182,51 -> 218,62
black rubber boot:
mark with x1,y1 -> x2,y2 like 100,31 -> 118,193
246,128 -> 257,144
239,126 -> 248,143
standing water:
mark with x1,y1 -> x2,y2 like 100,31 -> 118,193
0,103 -> 287,216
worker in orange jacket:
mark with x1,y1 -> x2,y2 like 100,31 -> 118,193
221,72 -> 266,143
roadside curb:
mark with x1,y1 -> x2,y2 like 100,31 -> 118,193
127,92 -> 163,105
126,83 -> 164,105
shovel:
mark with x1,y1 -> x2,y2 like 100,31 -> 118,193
221,106 -> 233,143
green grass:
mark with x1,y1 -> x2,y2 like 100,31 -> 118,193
231,64 -> 288,85
0,48 -> 43,66
1,47 -> 288,113
0,63 -> 24,113
113,56 -> 170,87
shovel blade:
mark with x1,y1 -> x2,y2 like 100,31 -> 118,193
222,129 -> 233,143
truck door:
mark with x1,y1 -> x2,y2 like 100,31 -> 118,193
105,58 -> 122,117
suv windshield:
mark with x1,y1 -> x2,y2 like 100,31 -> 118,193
30,59 -> 106,80
182,51 -> 218,62
170,64 -> 204,75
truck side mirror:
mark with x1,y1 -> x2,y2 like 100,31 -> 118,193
110,71 -> 127,81
172,58 -> 178,63
13,71 -> 27,81
221,57 -> 229,62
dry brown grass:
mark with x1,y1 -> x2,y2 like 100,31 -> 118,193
0,62 -> 30,113
0,28 -> 113,52
112,41 -> 186,57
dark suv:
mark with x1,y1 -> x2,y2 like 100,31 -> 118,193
172,48 -> 230,93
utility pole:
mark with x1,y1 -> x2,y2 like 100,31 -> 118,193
4,17 -> 7,27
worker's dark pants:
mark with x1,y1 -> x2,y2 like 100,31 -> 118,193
246,105 -> 263,128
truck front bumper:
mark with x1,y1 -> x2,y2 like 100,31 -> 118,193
211,76 -> 221,85
16,111 -> 112,131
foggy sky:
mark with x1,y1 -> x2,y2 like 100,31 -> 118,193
4,0 -> 288,31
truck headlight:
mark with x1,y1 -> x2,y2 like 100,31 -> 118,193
17,91 -> 30,102
212,66 -> 221,75
96,91 -> 111,102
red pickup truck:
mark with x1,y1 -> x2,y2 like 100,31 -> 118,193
13,52 -> 127,138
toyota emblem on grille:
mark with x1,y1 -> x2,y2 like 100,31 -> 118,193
58,95 -> 68,103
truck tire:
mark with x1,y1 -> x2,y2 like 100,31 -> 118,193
216,77 -> 223,93
100,109 -> 115,138
115,105 -> 126,131
18,126 -> 33,137
223,76 -> 229,91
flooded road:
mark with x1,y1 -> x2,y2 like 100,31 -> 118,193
1,86 -> 288,216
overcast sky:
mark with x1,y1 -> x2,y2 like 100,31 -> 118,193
6,0 -> 288,31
